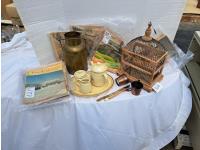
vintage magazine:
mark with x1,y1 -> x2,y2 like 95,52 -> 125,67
23,61 -> 69,104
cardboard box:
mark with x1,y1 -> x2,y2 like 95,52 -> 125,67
6,3 -> 23,26
1,0 -> 13,19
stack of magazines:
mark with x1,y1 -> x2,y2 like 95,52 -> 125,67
23,61 -> 69,105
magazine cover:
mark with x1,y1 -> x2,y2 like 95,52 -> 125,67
23,61 -> 69,104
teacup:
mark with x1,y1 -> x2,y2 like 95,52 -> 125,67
78,78 -> 92,94
74,70 -> 89,81
91,63 -> 107,87
73,70 -> 91,94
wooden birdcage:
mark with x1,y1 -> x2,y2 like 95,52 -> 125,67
121,23 -> 168,91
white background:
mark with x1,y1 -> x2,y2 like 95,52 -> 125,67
14,0 -> 187,64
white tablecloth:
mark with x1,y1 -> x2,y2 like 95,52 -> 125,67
1,33 -> 192,150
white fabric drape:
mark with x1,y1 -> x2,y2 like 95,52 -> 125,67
1,33 -> 192,150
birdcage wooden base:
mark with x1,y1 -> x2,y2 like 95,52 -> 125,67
118,69 -> 163,92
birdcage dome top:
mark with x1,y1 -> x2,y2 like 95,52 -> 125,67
126,23 -> 166,62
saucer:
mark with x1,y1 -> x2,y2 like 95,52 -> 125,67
71,74 -> 114,97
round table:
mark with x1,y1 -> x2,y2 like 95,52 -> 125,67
1,33 -> 192,150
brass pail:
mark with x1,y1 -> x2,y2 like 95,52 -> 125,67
63,31 -> 88,74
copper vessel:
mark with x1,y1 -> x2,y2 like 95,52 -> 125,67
115,74 -> 129,86
63,31 -> 88,74
131,80 -> 143,96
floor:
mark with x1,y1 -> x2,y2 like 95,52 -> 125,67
174,21 -> 200,53
162,143 -> 193,150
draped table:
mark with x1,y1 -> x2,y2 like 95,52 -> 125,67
1,33 -> 192,150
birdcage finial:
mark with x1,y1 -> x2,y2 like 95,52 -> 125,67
142,22 -> 152,41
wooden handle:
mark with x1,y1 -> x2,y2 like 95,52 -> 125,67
96,85 -> 130,102
107,88 -> 127,99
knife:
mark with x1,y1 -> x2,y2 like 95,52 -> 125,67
96,84 -> 131,102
